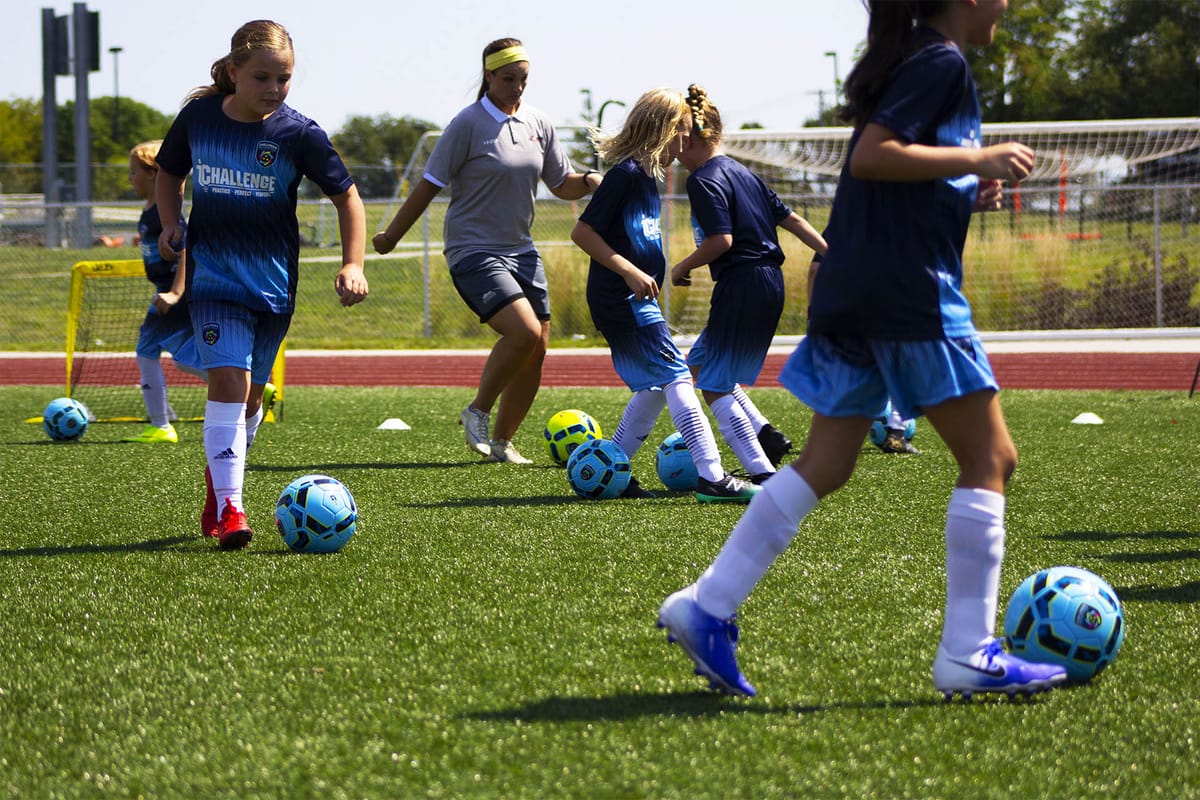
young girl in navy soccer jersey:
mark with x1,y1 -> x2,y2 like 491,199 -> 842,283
373,37 -> 597,465
121,139 -> 206,446
156,20 -> 368,550
670,85 -> 828,482
570,88 -> 759,504
658,0 -> 1068,699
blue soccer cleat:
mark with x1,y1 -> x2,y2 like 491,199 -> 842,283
932,638 -> 1067,700
657,588 -> 756,697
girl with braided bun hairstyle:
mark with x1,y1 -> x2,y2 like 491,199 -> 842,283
374,37 -> 599,465
671,84 -> 827,483
659,0 -> 1066,701
570,88 -> 760,503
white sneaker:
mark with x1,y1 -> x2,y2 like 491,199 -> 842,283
460,406 -> 491,456
485,439 -> 532,464
932,639 -> 1067,700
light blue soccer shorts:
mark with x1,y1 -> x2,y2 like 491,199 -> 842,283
135,302 -> 193,359
779,332 -> 999,421
189,300 -> 290,386
600,296 -> 692,393
136,303 -> 204,374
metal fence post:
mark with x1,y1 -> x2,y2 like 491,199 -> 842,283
422,207 -> 431,338
1153,186 -> 1163,327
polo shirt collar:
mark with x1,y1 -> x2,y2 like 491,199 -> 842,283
481,94 -> 526,124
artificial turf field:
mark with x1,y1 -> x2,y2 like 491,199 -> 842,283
1,384 -> 1196,798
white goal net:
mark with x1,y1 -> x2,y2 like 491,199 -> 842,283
371,118 -> 1198,337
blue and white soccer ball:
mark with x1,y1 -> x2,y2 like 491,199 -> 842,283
1004,565 -> 1125,682
543,408 -> 603,465
275,474 -> 358,554
655,431 -> 699,490
565,438 -> 631,499
868,401 -> 916,447
42,397 -> 89,441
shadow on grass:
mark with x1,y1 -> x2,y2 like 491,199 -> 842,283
463,690 -> 950,723
248,461 -> 565,473
406,495 -> 582,509
1049,530 -> 1197,542
1047,531 -> 1200,599
248,461 -> 480,473
1112,581 -> 1200,603
0,535 -> 195,557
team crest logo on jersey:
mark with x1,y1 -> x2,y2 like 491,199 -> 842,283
255,141 -> 280,168
201,322 -> 220,346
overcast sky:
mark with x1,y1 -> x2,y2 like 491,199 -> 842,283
5,0 -> 868,134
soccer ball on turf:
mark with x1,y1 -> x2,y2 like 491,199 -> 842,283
655,432 -> 699,490
1003,565 -> 1125,682
868,401 -> 916,447
565,438 -> 631,499
543,408 -> 602,465
43,397 -> 89,441
275,474 -> 358,553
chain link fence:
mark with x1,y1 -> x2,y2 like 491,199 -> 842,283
2,163 -> 1197,350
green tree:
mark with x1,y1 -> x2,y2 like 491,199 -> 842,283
0,98 -> 45,193
1065,0 -> 1200,118
332,113 -> 438,198
970,0 -> 1073,121
806,0 -> 1200,125
3,96 -> 176,199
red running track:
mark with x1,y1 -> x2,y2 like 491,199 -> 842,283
1,351 -> 1197,391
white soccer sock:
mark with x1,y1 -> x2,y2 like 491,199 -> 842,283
612,389 -> 666,459
136,355 -> 170,428
694,468 -> 819,619
244,406 -> 264,450
731,384 -> 768,432
940,487 -> 1007,659
204,400 -> 247,512
711,394 -> 774,477
663,379 -> 723,483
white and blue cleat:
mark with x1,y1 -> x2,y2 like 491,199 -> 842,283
932,638 -> 1067,700
658,588 -> 756,697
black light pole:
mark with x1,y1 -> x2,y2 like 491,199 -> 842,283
824,50 -> 841,106
595,99 -> 626,169
109,45 -> 123,143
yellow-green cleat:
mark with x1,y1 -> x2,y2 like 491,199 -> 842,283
262,382 -> 278,422
122,423 -> 179,444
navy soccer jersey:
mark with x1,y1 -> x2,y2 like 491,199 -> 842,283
686,154 -> 791,281
137,204 -> 186,292
156,95 -> 354,314
579,159 -> 665,330
808,35 -> 983,340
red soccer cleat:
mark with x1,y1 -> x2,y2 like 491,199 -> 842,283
216,498 -> 253,550
201,466 -> 218,537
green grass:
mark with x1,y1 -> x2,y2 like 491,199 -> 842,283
1,385 -> 1197,798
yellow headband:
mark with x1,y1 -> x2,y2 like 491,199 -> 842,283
484,45 -> 529,72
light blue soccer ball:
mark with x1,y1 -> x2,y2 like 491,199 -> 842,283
543,408 -> 602,465
275,474 -> 358,553
42,397 -> 89,441
868,401 -> 916,446
566,438 -> 631,499
1004,565 -> 1125,682
655,432 -> 699,490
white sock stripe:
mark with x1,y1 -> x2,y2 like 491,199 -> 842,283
731,384 -> 768,430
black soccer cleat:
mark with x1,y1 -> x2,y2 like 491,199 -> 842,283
757,424 -> 793,467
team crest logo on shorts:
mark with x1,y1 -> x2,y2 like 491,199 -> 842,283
255,141 -> 280,168
201,322 -> 220,346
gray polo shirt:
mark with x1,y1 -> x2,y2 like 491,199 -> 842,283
424,95 -> 573,266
